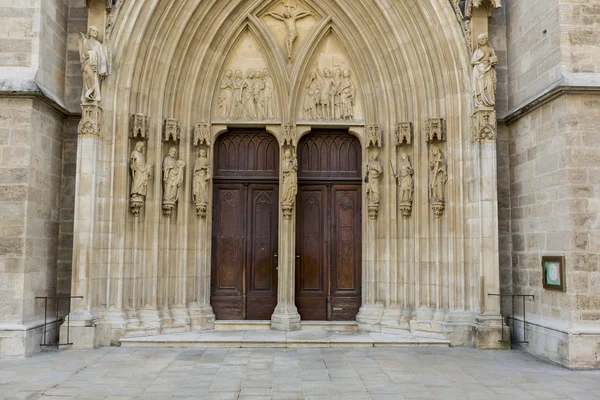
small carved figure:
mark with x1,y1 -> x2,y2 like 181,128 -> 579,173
281,148 -> 298,218
333,68 -> 342,119
78,26 -> 110,103
304,72 -> 321,120
218,70 -> 233,118
268,2 -> 312,59
471,33 -> 497,110
317,67 -> 335,120
339,69 -> 355,120
193,148 -> 211,218
130,141 -> 150,214
429,147 -> 448,217
232,69 -> 245,119
365,151 -> 382,219
254,72 -> 266,120
396,153 -> 414,204
243,70 -> 256,120
163,147 -> 185,209
263,69 -> 274,119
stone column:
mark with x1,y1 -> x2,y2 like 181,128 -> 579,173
59,105 -> 104,348
189,124 -> 215,330
271,126 -> 301,331
472,109 -> 507,348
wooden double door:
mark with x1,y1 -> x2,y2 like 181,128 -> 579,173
295,131 -> 362,321
211,131 -> 279,320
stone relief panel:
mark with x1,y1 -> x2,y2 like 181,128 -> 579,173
263,0 -> 319,61
214,31 -> 279,122
298,33 -> 363,122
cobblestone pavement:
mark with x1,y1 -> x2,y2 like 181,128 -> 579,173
0,347 -> 599,399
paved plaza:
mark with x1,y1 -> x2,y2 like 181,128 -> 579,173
0,347 -> 599,399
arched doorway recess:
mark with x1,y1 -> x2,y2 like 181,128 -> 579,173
295,130 -> 362,321
211,130 -> 280,320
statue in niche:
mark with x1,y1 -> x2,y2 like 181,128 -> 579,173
162,147 -> 185,216
218,70 -> 233,118
130,141 -> 150,215
79,26 -> 111,103
471,33 -> 498,110
365,150 -> 382,219
429,147 -> 448,217
193,148 -> 211,218
394,153 -> 414,218
231,69 -> 245,119
263,70 -> 274,119
317,67 -> 335,120
268,1 -> 312,60
339,70 -> 356,119
281,148 -> 298,219
304,72 -> 321,120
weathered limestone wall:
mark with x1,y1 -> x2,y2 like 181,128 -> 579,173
503,0 -> 600,369
0,98 -> 65,357
0,0 -> 75,357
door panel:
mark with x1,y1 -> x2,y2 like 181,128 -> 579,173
246,185 -> 278,320
296,186 -> 327,320
331,186 -> 362,320
211,185 -> 245,319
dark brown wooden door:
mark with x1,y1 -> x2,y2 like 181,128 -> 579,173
296,131 -> 362,321
211,130 -> 279,320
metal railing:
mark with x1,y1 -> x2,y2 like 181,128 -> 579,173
35,296 -> 83,347
488,293 -> 534,344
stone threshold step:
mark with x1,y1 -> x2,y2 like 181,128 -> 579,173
120,330 -> 450,349
214,320 -> 358,331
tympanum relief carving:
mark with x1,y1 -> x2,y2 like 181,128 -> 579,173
365,150 -> 382,220
217,68 -> 276,121
193,148 -> 211,218
281,148 -> 298,219
162,148 -> 185,217
303,67 -> 356,121
130,141 -> 151,216
429,147 -> 448,218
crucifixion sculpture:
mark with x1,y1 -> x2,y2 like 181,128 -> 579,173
268,1 -> 312,60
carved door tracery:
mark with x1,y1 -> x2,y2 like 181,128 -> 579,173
295,131 -> 362,321
211,130 -> 279,320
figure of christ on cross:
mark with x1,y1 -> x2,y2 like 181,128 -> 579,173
268,1 -> 312,60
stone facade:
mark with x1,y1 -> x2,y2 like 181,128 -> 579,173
0,0 -> 597,369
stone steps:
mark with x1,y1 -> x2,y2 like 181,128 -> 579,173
214,320 -> 359,332
119,329 -> 450,349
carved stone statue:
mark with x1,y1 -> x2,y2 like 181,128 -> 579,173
317,67 -> 335,120
333,68 -> 342,119
394,153 -> 414,218
471,33 -> 497,110
429,147 -> 448,217
79,26 -> 110,104
232,69 -> 245,119
263,69 -> 274,120
193,148 -> 211,218
339,69 -> 356,119
304,72 -> 321,120
162,147 -> 185,216
130,141 -> 150,215
366,150 -> 382,219
218,70 -> 233,118
281,148 -> 298,219
268,1 -> 312,59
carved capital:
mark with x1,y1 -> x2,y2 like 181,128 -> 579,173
399,202 -> 412,219
395,122 -> 413,146
472,110 -> 497,142
130,195 -> 144,217
193,123 -> 211,147
425,118 -> 446,142
282,124 -> 296,147
130,113 -> 149,139
196,203 -> 208,219
366,124 -> 381,148
162,202 -> 175,217
282,204 -> 294,220
78,104 -> 104,137
368,204 -> 379,220
163,118 -> 181,143
431,201 -> 445,218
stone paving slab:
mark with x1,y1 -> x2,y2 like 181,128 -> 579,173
0,347 -> 599,399
119,329 -> 451,349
